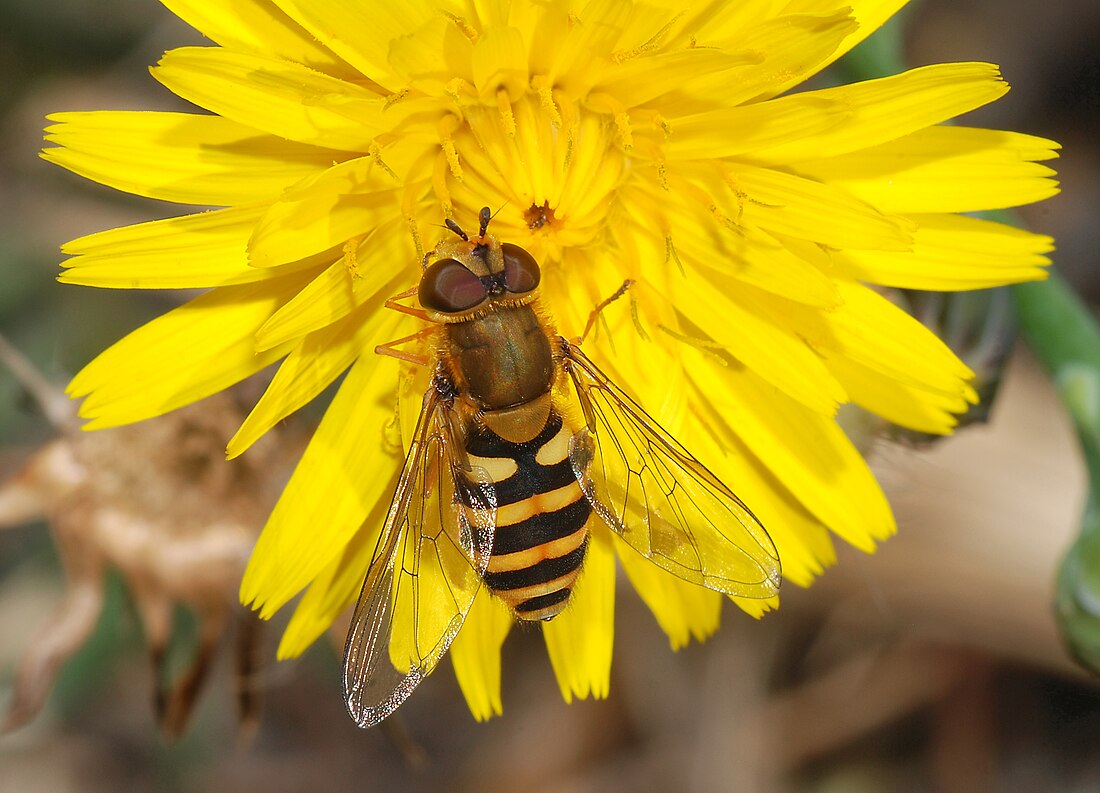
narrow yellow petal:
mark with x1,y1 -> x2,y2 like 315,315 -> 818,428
152,47 -> 391,151
58,204 -> 323,289
542,527 -> 616,703
471,24 -> 529,101
730,166 -> 915,251
253,229 -> 418,351
615,536 -> 722,650
682,411 -> 838,589
825,353 -> 968,435
248,157 -> 412,268
825,280 -> 974,397
43,111 -> 335,205
837,213 -> 1054,290
686,353 -> 896,552
796,126 -> 1061,214
450,589 -> 513,721
67,274 -> 311,428
749,63 -> 1009,163
228,293 -> 406,458
240,351 -> 404,617
277,481 -> 398,659
667,93 -> 847,160
680,10 -> 858,107
595,48 -> 762,111
670,273 -> 847,415
159,0 -> 357,78
758,0 -> 910,97
547,0 -> 633,91
269,0 -> 456,92
627,184 -> 840,307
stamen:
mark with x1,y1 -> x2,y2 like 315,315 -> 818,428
437,116 -> 464,180
383,89 -> 410,110
555,88 -> 578,169
587,92 -> 633,150
653,112 -> 671,140
432,154 -> 455,217
442,12 -> 479,44
709,204 -> 745,235
665,236 -> 685,276
655,157 -> 670,191
496,89 -> 516,138
629,290 -> 650,341
611,12 -> 684,63
657,324 -> 728,366
342,234 -> 365,278
533,78 -> 562,127
367,141 -> 399,182
718,165 -> 777,222
614,112 -> 633,150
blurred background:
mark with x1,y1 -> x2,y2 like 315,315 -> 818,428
0,0 -> 1097,791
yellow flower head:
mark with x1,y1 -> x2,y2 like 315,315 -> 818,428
44,0 -> 1059,721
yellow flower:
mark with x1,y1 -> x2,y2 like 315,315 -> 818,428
44,0 -> 1058,721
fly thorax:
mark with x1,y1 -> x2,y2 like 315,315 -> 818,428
446,305 -> 554,410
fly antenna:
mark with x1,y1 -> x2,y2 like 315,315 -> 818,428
444,218 -> 468,241
478,206 -> 492,237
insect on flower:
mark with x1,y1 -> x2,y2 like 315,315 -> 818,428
342,208 -> 781,727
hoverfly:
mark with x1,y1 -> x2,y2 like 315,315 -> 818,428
342,207 -> 781,727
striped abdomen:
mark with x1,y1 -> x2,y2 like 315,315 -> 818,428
464,410 -> 591,621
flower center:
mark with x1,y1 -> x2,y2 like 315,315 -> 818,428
525,201 -> 556,230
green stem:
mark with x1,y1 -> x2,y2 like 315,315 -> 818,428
1014,275 -> 1100,672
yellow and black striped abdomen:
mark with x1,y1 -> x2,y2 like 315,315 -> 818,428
464,411 -> 591,621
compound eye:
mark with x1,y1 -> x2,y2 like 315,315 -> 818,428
501,243 -> 541,294
419,259 -> 487,313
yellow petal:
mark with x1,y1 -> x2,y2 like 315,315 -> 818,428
796,126 -> 1061,213
240,350 -> 404,618
594,48 -> 762,111
42,111 -> 335,205
57,204 -> 326,289
682,409 -> 838,589
729,165 -> 915,251
471,24 -> 529,101
159,0 -> 357,78
152,47 -> 391,151
253,229 -> 418,350
542,526 -> 616,703
67,274 -> 310,428
679,10 -> 858,107
686,353 -> 895,552
837,213 -> 1053,290
670,273 -> 847,415
770,0 -> 910,92
277,482 -> 398,659
824,353 -> 969,435
269,0 -> 457,92
825,280 -> 974,397
749,62 -> 1009,163
450,588 -> 513,721
667,93 -> 847,160
615,535 -> 722,650
248,157 -> 412,268
228,290 -> 406,458
547,0 -> 633,91
625,184 -> 840,307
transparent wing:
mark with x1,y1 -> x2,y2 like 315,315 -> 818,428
562,340 -> 781,599
342,386 -> 496,728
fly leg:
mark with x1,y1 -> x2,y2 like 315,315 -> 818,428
375,287 -> 435,366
